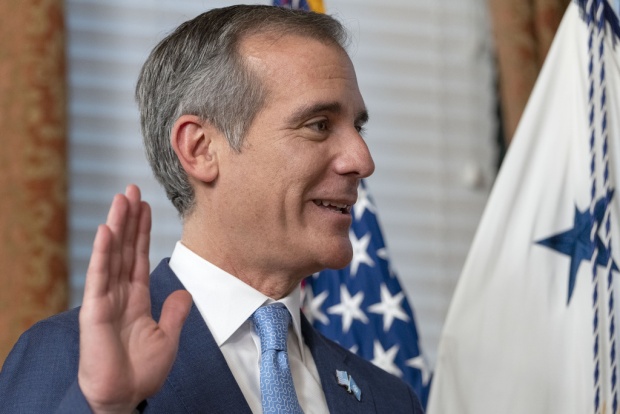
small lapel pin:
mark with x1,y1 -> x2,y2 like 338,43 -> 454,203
336,370 -> 362,401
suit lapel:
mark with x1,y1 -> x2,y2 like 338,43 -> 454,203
301,314 -> 376,414
149,260 -> 378,413
149,260 -> 252,414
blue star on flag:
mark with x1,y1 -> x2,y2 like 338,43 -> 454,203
537,189 -> 617,304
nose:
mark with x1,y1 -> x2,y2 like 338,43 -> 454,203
334,130 -> 375,178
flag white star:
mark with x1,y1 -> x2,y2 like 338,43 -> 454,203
376,247 -> 388,261
304,289 -> 329,325
349,230 -> 374,276
376,248 -> 396,277
353,183 -> 376,220
327,285 -> 368,332
406,354 -> 431,385
371,340 -> 402,377
349,344 -> 359,354
367,284 -> 410,331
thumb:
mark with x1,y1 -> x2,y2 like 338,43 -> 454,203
159,290 -> 193,340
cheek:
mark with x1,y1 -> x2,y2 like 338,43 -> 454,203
246,143 -> 329,221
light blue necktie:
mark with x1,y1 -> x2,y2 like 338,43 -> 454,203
252,304 -> 304,414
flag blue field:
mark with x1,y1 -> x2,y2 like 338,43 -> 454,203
304,181 -> 432,407
428,1 -> 620,413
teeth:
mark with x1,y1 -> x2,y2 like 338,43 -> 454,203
314,199 -> 350,211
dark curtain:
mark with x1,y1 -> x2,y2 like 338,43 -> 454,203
488,0 -> 572,145
0,0 -> 67,364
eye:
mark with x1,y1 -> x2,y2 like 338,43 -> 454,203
355,124 -> 366,135
307,119 -> 329,132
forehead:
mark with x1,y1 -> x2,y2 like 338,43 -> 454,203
239,33 -> 364,111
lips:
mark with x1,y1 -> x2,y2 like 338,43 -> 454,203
313,199 -> 352,214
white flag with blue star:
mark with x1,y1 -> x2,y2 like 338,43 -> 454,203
304,181 -> 432,407
428,1 -> 620,413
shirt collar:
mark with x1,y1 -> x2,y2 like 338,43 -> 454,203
169,241 -> 305,353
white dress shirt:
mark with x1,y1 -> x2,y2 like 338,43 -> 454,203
169,242 -> 329,414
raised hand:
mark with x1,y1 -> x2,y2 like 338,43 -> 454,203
77,185 -> 192,414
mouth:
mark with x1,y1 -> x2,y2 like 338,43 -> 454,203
313,199 -> 352,215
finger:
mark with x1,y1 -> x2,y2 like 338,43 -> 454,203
132,201 -> 152,285
158,290 -> 193,342
120,185 -> 142,277
84,224 -> 113,299
106,193 -> 129,286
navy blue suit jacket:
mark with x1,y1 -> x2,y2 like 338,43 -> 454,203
0,260 -> 424,413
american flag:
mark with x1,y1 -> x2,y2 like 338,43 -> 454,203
272,0 -> 431,406
304,181 -> 432,407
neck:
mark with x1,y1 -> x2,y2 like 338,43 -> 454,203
181,219 -> 304,300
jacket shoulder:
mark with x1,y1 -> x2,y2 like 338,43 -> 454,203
0,308 -> 81,413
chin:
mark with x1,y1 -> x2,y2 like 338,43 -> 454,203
320,244 -> 353,270
301,234 -> 352,273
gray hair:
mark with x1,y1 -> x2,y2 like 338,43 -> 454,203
135,5 -> 349,217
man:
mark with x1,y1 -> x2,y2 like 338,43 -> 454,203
0,5 -> 424,413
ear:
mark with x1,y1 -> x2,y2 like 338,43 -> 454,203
170,115 -> 221,183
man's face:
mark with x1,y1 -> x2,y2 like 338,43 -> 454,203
214,33 -> 374,281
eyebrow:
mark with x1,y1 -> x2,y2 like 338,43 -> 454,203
288,101 -> 369,126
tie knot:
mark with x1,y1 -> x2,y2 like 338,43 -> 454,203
252,304 -> 291,352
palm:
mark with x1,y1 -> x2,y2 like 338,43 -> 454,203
78,185 -> 192,413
